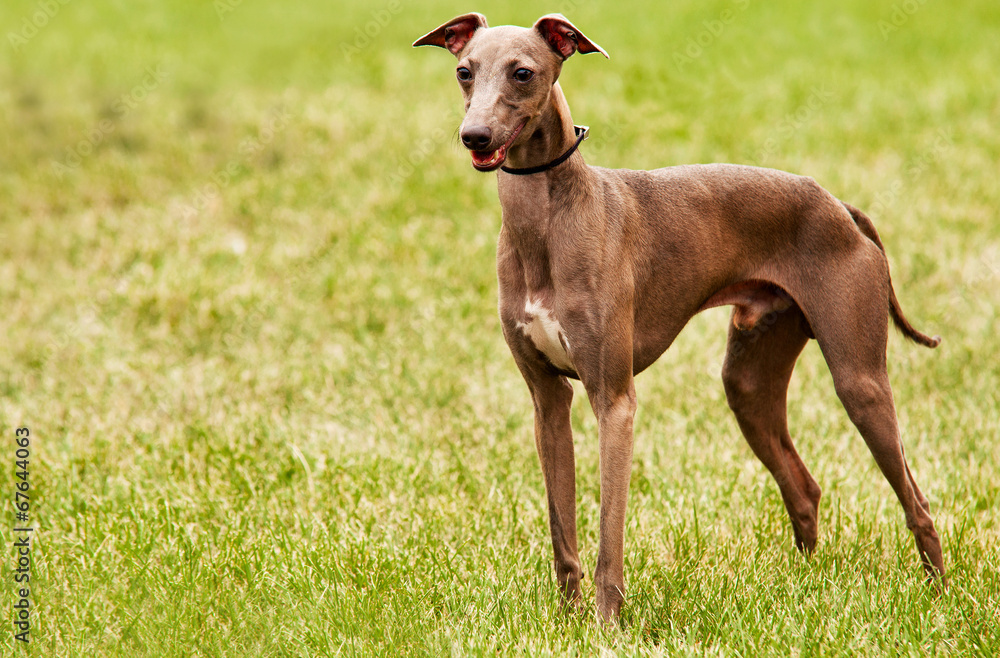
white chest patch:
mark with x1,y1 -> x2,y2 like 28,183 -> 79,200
516,298 -> 575,373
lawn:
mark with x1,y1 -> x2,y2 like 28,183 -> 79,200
1,0 -> 998,655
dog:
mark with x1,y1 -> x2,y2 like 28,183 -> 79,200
414,12 -> 945,621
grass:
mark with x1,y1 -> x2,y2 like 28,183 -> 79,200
1,0 -> 999,655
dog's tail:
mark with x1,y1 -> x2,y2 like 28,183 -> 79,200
843,202 -> 941,348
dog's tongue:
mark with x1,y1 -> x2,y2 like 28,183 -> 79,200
472,146 -> 505,168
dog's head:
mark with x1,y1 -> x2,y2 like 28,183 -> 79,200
414,13 -> 607,172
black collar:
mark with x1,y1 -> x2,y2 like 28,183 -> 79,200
500,125 -> 589,176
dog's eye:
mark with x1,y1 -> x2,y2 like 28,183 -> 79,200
456,67 -> 472,81
514,68 -> 534,82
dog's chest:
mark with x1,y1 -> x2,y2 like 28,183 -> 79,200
516,298 -> 575,373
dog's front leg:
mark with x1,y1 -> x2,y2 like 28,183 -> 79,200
528,372 -> 584,606
579,334 -> 637,623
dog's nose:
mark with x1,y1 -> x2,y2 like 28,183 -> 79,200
461,125 -> 492,150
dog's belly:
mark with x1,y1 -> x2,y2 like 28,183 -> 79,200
698,279 -> 795,330
516,298 -> 576,374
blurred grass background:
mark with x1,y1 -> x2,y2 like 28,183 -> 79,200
1,0 -> 998,655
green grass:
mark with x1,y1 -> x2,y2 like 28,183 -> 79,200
1,0 -> 999,655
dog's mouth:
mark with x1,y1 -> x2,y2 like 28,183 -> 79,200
470,121 -> 526,172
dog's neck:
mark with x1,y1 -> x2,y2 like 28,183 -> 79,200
497,83 -> 592,243
503,83 -> 585,174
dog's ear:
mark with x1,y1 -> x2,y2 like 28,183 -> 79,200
413,13 -> 488,56
534,14 -> 609,60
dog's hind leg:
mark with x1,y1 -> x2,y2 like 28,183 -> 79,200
805,246 -> 946,584
722,303 -> 822,552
